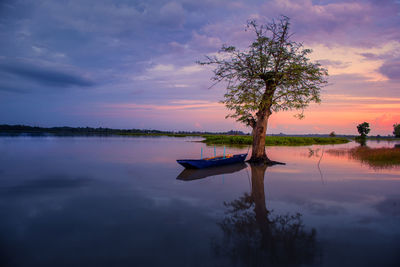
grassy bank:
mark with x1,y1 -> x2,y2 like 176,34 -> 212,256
202,135 -> 350,146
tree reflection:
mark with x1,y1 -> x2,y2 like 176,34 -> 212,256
355,137 -> 367,146
214,163 -> 318,266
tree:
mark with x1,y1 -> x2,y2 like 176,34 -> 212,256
393,123 -> 400,138
357,122 -> 370,138
198,16 -> 328,163
329,131 -> 336,137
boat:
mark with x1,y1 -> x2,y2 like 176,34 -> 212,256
177,162 -> 247,180
177,153 -> 248,169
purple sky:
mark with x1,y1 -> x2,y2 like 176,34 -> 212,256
1,0 -> 399,135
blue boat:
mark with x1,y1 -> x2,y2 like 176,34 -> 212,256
177,153 -> 248,169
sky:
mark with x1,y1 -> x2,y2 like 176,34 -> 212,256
0,0 -> 399,135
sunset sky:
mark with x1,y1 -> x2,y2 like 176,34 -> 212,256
1,0 -> 399,135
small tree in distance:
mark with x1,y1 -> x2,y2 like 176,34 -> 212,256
357,122 -> 370,138
394,123 -> 400,138
198,16 -> 328,163
329,131 -> 336,137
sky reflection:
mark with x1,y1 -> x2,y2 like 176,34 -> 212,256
0,137 -> 399,266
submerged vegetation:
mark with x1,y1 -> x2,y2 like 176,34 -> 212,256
202,135 -> 350,146
327,146 -> 400,169
351,147 -> 400,168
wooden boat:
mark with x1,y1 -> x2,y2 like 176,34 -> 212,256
177,162 -> 247,180
177,153 -> 248,169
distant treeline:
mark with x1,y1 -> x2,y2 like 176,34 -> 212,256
1,124 -> 397,139
0,124 -> 248,136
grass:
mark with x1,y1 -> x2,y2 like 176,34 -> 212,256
327,146 -> 400,169
350,147 -> 400,168
202,135 -> 350,146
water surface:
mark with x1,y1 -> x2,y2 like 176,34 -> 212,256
0,136 -> 399,266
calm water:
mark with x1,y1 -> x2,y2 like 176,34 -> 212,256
0,136 -> 399,267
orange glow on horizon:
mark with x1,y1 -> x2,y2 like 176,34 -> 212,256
94,92 -> 400,135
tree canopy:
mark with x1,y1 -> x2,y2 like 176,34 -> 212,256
393,123 -> 400,138
357,122 -> 370,137
198,16 -> 328,128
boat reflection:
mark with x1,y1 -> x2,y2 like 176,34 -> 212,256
214,163 -> 318,266
176,163 -> 247,181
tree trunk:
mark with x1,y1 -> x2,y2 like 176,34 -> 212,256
249,110 -> 271,163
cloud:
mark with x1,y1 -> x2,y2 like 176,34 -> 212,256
324,73 -> 398,97
158,2 -> 186,28
0,60 -> 95,88
259,0 -> 400,46
149,64 -> 175,72
318,59 -> 351,69
178,64 -> 203,74
188,32 -> 222,52
105,100 -> 221,111
359,53 -> 383,61
309,42 -> 400,81
379,58 -> 400,80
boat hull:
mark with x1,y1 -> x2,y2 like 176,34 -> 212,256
177,153 -> 247,169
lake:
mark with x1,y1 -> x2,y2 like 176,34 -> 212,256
0,136 -> 399,266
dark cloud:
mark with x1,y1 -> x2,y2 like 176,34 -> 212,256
379,58 -> 400,80
0,60 -> 95,88
326,73 -> 399,97
358,52 -> 400,81
157,2 -> 186,28
258,0 -> 400,46
318,59 -> 351,69
359,52 -> 382,60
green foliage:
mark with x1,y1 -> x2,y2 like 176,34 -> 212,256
393,123 -> 400,138
198,16 -> 328,127
202,135 -> 349,146
357,122 -> 370,137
